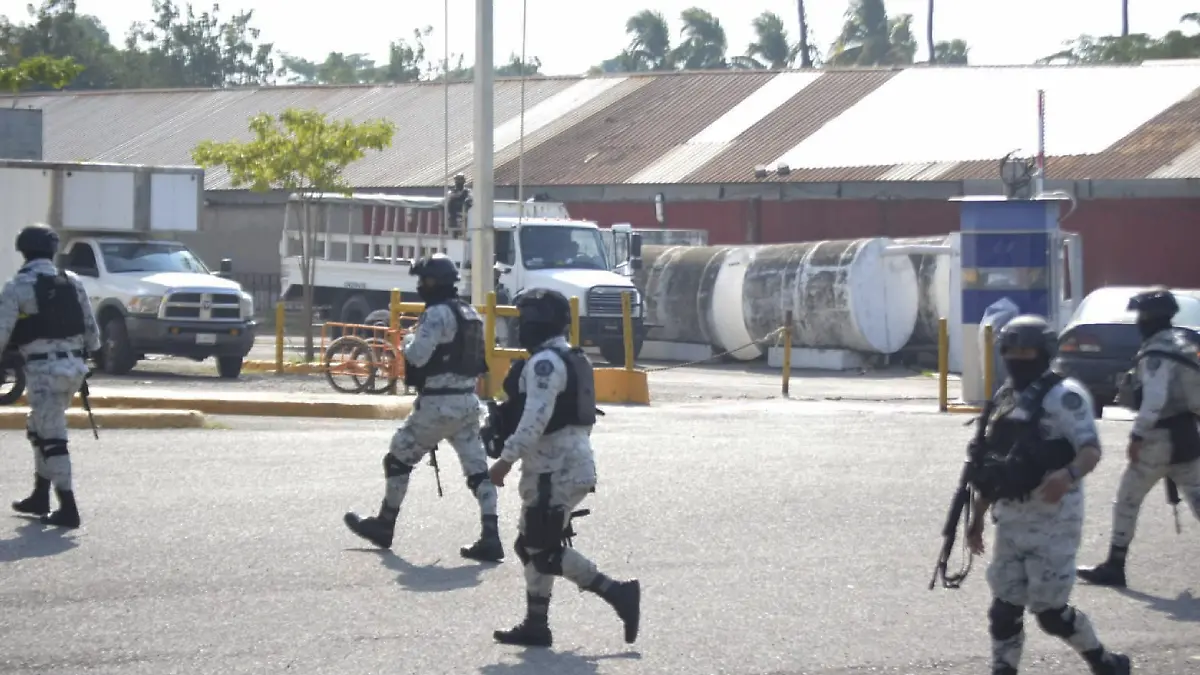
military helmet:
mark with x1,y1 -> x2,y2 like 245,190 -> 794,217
410,253 -> 460,285
998,314 -> 1058,360
1126,287 -> 1178,320
16,223 -> 59,258
515,288 -> 571,331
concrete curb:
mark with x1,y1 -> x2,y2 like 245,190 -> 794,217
14,390 -> 413,420
241,360 -> 324,375
0,408 -> 209,430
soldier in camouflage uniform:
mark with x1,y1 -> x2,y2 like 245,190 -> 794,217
2,224 -> 101,529
966,316 -> 1130,675
1078,288 -> 1200,587
488,289 -> 640,648
343,254 -> 502,562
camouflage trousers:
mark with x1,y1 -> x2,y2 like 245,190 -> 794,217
383,393 -> 497,517
1111,432 -> 1200,548
517,467 -> 601,598
25,364 -> 86,491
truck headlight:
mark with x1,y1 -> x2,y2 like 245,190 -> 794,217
127,295 -> 163,316
240,291 -> 254,318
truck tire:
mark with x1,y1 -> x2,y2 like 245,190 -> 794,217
216,356 -> 244,379
599,336 -> 644,367
100,317 -> 138,376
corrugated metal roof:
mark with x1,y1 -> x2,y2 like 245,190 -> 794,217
6,63 -> 1200,188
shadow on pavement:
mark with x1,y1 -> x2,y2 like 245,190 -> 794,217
345,547 -> 494,592
479,648 -> 640,675
0,518 -> 79,562
1116,587 -> 1200,623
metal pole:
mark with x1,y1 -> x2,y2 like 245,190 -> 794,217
470,0 -> 496,304
1035,89 -> 1046,195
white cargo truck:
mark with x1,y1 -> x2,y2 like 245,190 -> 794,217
280,193 -> 649,364
0,159 -> 257,378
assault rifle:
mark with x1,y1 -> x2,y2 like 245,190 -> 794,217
1166,478 -> 1182,534
928,398 -> 994,591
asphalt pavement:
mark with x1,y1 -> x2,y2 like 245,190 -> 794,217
1,399 -> 1196,674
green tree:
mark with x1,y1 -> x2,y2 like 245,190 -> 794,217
1040,13 -> 1200,63
826,0 -> 917,66
622,10 -> 674,71
0,54 -> 83,105
672,8 -> 728,70
0,0 -> 131,89
734,11 -> 797,70
934,39 -> 969,64
191,110 -> 396,360
796,0 -> 814,67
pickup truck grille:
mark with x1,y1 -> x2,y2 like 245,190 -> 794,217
163,292 -> 242,321
586,287 -> 637,317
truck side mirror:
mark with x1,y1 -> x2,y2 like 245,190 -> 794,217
219,258 -> 233,275
630,257 -> 643,271
630,233 -> 643,257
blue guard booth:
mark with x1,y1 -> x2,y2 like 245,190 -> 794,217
954,195 -> 1074,404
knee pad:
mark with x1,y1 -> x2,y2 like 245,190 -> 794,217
530,545 -> 564,576
513,534 -> 531,566
1035,606 -> 1076,638
988,598 -> 1024,641
383,454 -> 415,478
466,471 -> 490,493
39,439 -> 68,459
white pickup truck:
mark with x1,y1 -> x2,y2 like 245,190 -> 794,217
0,160 -> 256,378
280,193 -> 649,364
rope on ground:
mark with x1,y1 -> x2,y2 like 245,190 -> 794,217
638,325 -> 788,373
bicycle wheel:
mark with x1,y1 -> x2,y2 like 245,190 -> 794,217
323,335 -> 376,394
355,337 -> 401,395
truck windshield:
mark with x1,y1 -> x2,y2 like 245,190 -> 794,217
519,226 -> 610,271
100,242 -> 211,274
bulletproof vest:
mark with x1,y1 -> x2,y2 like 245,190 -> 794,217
10,269 -> 86,347
1128,328 -> 1200,463
418,299 -> 487,381
980,372 -> 1076,500
535,344 -> 598,434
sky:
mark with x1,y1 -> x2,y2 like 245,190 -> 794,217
1,0 -> 1196,75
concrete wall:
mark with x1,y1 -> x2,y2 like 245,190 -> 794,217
0,108 -> 42,160
179,201 -> 285,276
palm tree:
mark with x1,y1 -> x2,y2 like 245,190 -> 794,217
733,11 -> 796,70
671,7 -> 728,70
826,0 -> 917,66
934,39 -> 969,64
926,0 -> 936,63
623,10 -> 673,71
797,0 -> 813,68
1121,0 -> 1129,36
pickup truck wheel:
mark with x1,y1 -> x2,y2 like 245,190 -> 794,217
216,356 -> 244,379
599,337 -> 644,367
100,317 -> 138,376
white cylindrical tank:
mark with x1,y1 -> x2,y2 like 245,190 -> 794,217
741,238 -> 920,354
890,235 -> 951,349
636,244 -> 726,344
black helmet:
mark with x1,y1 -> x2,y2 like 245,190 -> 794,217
516,288 -> 571,331
16,223 -> 59,259
998,314 -> 1058,359
1127,287 -> 1178,320
410,253 -> 460,285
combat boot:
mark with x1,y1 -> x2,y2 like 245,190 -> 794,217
992,667 -> 1018,675
585,575 -> 641,643
1077,546 -> 1127,588
12,475 -> 50,516
494,594 -> 552,647
1085,649 -> 1131,675
41,489 -> 80,529
460,514 -> 504,563
343,501 -> 398,549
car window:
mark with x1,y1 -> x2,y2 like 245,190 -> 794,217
1073,289 -> 1200,327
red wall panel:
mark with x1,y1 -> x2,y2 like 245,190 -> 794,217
568,197 -> 1200,294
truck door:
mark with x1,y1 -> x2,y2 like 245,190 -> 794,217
64,242 -> 102,304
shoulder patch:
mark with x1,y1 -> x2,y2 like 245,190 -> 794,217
1146,356 -> 1162,371
1061,391 -> 1083,411
533,359 -> 554,377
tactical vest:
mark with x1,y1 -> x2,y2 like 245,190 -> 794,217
1127,328 -> 1200,463
10,269 -> 86,348
405,299 -> 487,394
977,372 -> 1076,501
534,344 -> 598,434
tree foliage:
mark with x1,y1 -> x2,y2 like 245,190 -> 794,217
1040,13 -> 1200,64
0,54 -> 84,99
191,109 -> 396,359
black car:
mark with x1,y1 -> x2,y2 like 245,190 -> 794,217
1056,286 -> 1200,418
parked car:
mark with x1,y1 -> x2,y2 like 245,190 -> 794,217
1056,286 -> 1200,417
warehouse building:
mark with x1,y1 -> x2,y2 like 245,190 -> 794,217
3,61 -> 1200,305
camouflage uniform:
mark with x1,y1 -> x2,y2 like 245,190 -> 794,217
344,301 -> 501,560
0,258 -> 101,528
984,377 -> 1127,675
493,335 -> 640,648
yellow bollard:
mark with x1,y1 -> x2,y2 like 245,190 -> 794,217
275,301 -> 285,375
389,288 -> 401,333
782,310 -> 793,397
592,291 -> 649,404
937,317 -> 948,412
484,291 -> 498,396
569,296 -> 580,348
621,291 -> 635,371
983,324 -> 995,400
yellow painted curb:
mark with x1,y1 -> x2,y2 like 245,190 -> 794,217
0,408 -> 208,430
594,368 -> 650,405
241,360 -> 324,375
15,392 -> 413,420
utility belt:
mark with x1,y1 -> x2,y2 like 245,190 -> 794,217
1153,412 -> 1200,464
25,349 -> 84,362
419,387 -> 476,396
522,472 -> 593,550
